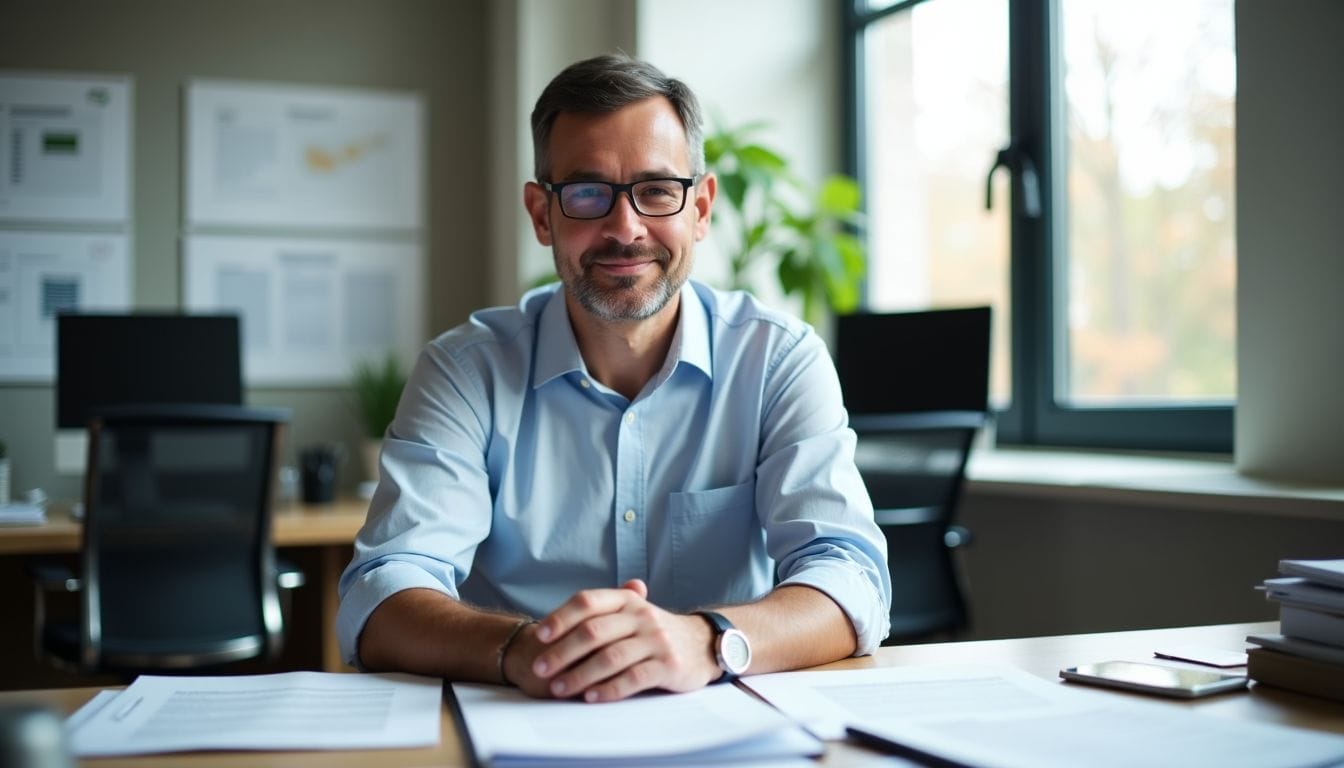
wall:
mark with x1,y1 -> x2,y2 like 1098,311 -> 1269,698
0,0 -> 491,501
1234,0 -> 1344,484
955,490 -> 1344,640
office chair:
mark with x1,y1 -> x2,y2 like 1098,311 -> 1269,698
30,404 -> 303,674
851,410 -> 986,645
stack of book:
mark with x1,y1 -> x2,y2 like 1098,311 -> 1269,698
1247,558 -> 1344,702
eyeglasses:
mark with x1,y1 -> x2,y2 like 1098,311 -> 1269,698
542,177 -> 697,220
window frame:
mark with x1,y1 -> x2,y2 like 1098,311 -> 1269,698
842,0 -> 1234,453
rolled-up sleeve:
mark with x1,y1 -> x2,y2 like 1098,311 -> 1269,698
755,330 -> 892,654
335,341 -> 495,668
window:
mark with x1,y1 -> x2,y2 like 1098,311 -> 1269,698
844,0 -> 1235,451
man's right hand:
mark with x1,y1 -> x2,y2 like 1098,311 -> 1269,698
503,579 -> 721,702
499,621 -> 555,698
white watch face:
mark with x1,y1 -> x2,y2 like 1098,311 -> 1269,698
721,628 -> 751,674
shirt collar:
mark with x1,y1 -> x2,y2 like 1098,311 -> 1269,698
673,282 -> 712,379
532,286 -> 584,389
530,281 -> 714,391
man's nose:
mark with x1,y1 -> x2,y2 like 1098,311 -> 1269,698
600,190 -> 646,242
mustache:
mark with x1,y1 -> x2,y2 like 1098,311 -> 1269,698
580,242 -> 669,268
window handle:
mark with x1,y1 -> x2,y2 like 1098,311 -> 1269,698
985,142 -> 1041,219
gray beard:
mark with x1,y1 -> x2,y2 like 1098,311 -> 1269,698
573,271 -> 678,321
558,245 -> 684,321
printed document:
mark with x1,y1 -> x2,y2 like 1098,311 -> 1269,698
451,681 -> 822,766
743,663 -> 1344,768
66,671 -> 440,756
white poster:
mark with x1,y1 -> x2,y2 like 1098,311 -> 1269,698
0,230 -> 131,381
0,72 -> 132,223
185,80 -> 423,231
183,234 -> 423,385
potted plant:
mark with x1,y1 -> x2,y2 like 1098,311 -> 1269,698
350,353 -> 407,484
704,121 -> 867,327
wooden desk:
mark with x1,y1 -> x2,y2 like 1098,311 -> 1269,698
0,499 -> 369,674
1,622 -> 1339,767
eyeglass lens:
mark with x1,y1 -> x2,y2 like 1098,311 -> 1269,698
559,180 -> 687,219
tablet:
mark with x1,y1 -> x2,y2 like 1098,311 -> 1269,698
1060,660 -> 1248,699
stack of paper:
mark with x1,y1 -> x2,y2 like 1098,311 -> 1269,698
66,671 -> 441,756
742,663 -> 1344,768
0,502 -> 46,525
450,682 -> 822,766
1248,558 -> 1344,701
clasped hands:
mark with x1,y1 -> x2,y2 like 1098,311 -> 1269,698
501,578 -> 721,702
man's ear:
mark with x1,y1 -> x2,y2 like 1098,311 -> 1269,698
523,181 -> 553,246
692,173 -> 717,242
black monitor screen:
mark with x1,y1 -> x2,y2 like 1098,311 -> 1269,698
57,314 -> 243,428
833,306 -> 991,415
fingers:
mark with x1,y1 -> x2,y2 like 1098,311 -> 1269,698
527,581 -> 716,702
535,581 -> 646,644
553,614 -> 716,703
533,608 -> 644,687
548,633 -> 654,701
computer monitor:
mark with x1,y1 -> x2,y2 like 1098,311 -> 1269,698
55,313 -> 244,473
833,306 -> 992,415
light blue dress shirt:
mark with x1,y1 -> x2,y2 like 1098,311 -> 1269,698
337,281 -> 892,666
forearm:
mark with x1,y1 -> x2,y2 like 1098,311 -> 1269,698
719,584 -> 857,675
357,588 -> 527,683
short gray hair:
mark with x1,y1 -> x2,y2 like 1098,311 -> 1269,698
530,53 -> 705,181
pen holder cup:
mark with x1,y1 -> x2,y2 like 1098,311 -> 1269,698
299,445 -> 342,505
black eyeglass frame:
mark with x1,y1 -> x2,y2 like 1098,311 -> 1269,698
541,176 -> 699,220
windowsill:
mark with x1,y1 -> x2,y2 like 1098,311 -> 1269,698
965,446 -> 1344,520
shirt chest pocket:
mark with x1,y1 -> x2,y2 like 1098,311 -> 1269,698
667,479 -> 769,609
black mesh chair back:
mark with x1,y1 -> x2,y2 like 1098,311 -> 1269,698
64,404 -> 289,672
851,410 -> 985,644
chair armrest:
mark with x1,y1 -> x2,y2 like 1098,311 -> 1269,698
275,557 -> 306,590
25,562 -> 81,593
874,506 -> 942,526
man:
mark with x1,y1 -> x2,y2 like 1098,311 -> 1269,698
337,54 -> 890,703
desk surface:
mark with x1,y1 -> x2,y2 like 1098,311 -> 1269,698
2,621 -> 1339,767
0,498 -> 369,555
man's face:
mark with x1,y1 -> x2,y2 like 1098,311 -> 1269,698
524,97 -> 714,323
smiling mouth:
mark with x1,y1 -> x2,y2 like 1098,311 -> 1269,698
582,243 -> 668,268
594,259 -> 655,269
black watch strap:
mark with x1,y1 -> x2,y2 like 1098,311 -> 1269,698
696,610 -> 750,683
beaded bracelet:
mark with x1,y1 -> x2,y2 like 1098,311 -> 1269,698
497,618 -> 535,685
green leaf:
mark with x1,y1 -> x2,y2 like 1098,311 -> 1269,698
776,249 -> 808,295
836,234 -> 866,277
738,144 -> 789,174
745,221 -> 770,250
818,175 -> 862,214
720,173 -> 748,212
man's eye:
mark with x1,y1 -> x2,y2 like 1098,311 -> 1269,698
570,186 -> 607,199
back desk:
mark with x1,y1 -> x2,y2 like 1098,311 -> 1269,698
0,622 -> 1340,767
0,499 -> 369,681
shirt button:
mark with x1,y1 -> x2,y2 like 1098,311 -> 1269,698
580,379 -> 591,389
623,509 -> 636,523
625,412 -> 636,425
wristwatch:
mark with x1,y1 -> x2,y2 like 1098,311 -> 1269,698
696,610 -> 751,682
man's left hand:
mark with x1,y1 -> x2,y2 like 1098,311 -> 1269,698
529,579 -> 719,702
